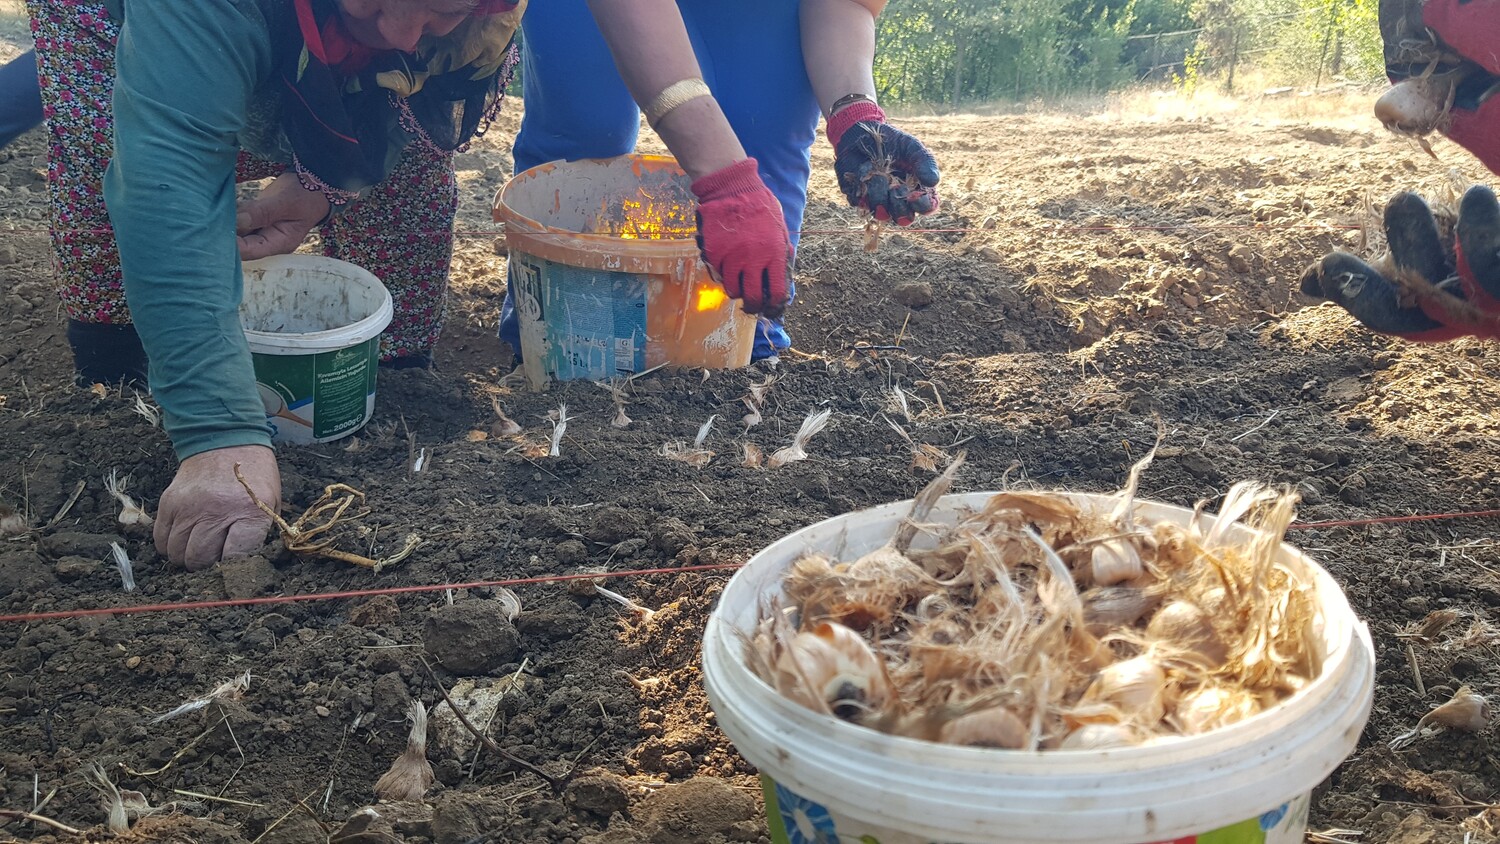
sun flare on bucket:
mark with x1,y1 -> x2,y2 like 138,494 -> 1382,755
695,284 -> 729,312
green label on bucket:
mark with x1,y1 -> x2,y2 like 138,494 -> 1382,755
251,337 -> 379,443
512,254 -> 648,381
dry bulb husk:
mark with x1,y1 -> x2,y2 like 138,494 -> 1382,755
662,415 -> 717,468
0,503 -> 28,537
375,701 -> 435,802
489,396 -> 521,437
768,408 -> 832,468
748,459 -> 1323,751
85,761 -> 130,835
105,468 -> 153,527
1389,685 -> 1492,749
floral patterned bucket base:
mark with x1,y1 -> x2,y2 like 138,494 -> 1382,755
761,777 -> 1311,844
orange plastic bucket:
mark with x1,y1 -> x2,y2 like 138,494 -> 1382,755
492,154 -> 757,387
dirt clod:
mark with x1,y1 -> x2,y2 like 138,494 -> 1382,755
637,777 -> 757,844
38,531 -> 124,559
350,595 -> 402,627
219,555 -> 280,600
424,600 -> 521,674
892,280 -> 935,309
431,788 -> 516,844
566,771 -> 633,818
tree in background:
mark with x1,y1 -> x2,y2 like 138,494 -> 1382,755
870,0 -> 1381,106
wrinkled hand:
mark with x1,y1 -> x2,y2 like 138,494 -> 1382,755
237,171 -> 330,261
156,445 -> 282,570
1379,0 -> 1500,174
828,101 -> 940,225
691,158 -> 793,317
1300,185 -> 1500,341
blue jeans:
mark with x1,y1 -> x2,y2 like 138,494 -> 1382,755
500,0 -> 819,362
0,51 -> 44,150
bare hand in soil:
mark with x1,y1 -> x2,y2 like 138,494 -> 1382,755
156,444 -> 280,570
236,171 -> 330,261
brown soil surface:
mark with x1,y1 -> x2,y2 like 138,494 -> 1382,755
3,68 -> 1500,842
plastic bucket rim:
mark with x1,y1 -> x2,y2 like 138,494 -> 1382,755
493,154 -> 700,256
241,255 -> 393,353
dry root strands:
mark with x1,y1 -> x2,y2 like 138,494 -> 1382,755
375,701 -> 434,802
1389,685 -> 1492,749
750,453 -> 1324,751
110,542 -> 136,592
105,468 -> 153,527
234,466 -> 421,572
131,392 -> 161,427
151,671 -> 251,724
768,408 -> 832,468
547,403 -> 572,457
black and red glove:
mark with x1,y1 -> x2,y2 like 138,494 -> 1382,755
691,158 -> 794,318
1380,0 -> 1500,174
828,101 -> 941,226
1300,185 -> 1500,341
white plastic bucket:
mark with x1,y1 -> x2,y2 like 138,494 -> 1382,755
702,492 -> 1375,844
240,255 -> 393,444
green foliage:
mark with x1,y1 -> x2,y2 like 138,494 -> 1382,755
871,0 -> 1386,104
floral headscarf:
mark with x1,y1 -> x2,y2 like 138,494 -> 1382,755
279,0 -> 525,204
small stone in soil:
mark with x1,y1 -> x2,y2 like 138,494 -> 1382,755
424,600 -> 520,674
53,555 -> 101,582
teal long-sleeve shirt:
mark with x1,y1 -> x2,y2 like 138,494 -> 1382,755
104,0 -> 280,460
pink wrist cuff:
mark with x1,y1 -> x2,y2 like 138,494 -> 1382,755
690,157 -> 764,200
827,101 -> 887,147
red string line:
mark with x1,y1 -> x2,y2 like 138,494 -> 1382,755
0,562 -> 746,624
0,223 -> 1362,238
1287,509 -> 1500,530
4,510 -> 1496,625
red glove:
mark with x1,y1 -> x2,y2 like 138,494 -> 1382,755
828,101 -> 941,225
1300,186 -> 1500,341
1380,0 -> 1500,174
691,158 -> 793,317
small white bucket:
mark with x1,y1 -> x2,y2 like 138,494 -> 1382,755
702,492 -> 1375,844
240,255 -> 393,444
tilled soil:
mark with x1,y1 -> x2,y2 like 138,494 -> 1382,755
4,78 -> 1500,842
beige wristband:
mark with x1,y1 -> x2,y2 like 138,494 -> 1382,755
644,78 -> 713,127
